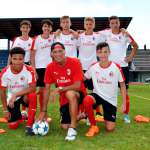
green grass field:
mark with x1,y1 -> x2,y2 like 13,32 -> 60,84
0,84 -> 150,150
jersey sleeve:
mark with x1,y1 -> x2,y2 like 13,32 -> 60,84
26,66 -> 36,86
44,64 -> 55,84
116,64 -> 125,83
11,37 -> 17,48
95,33 -> 105,44
31,36 -> 37,50
72,59 -> 84,82
84,67 -> 92,79
0,68 -> 8,88
125,33 -> 135,44
98,29 -> 109,41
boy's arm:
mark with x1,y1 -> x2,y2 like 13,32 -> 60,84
8,84 -> 36,108
124,33 -> 138,63
0,87 -> 10,119
70,29 -> 79,39
30,49 -> 36,68
36,84 -> 51,121
119,82 -> 127,113
1,87 -> 8,111
126,40 -> 138,63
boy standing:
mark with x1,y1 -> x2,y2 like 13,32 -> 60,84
31,19 -> 54,113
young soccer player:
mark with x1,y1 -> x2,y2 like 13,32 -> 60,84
0,47 -> 37,135
37,42 -> 86,141
54,16 -> 78,57
98,16 -> 138,123
83,42 -> 126,137
77,17 -> 105,122
30,19 -> 54,114
8,20 -> 32,65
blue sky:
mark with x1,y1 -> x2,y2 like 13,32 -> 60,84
0,0 -> 149,49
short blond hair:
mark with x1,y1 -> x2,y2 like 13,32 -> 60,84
60,16 -> 70,22
84,17 -> 95,24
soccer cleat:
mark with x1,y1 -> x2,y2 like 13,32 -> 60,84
8,121 -> 19,130
85,125 -> 99,137
65,128 -> 77,141
95,114 -> 104,122
0,129 -> 6,134
123,114 -> 131,123
134,115 -> 149,123
0,117 -> 8,123
25,127 -> 34,136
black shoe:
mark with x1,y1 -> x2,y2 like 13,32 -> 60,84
25,127 -> 34,136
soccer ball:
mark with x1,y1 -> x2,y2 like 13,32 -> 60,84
32,121 -> 49,136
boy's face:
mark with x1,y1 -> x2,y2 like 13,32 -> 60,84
60,18 -> 71,30
11,54 -> 24,70
84,20 -> 95,31
20,24 -> 31,35
42,23 -> 52,34
97,46 -> 110,62
109,19 -> 120,31
51,46 -> 66,63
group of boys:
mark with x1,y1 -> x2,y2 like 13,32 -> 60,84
0,15 -> 138,141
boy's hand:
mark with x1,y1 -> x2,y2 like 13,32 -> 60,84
36,112 -> 46,122
50,88 -> 60,103
8,94 -> 16,108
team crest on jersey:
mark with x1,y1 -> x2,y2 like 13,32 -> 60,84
53,72 -> 58,75
71,37 -> 74,40
28,43 -> 31,47
93,37 -> 95,41
20,76 -> 25,81
119,36 -> 122,40
48,38 -> 52,43
66,69 -> 71,75
109,71 -> 114,77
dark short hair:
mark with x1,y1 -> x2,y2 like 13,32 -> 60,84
51,42 -> 65,52
41,19 -> 53,27
20,20 -> 31,28
96,42 -> 110,51
9,47 -> 25,57
109,16 -> 119,22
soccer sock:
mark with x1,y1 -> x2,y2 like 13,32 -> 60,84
22,105 -> 26,111
26,93 -> 37,127
124,94 -> 130,114
96,106 -> 101,115
39,90 -> 43,112
83,95 -> 96,126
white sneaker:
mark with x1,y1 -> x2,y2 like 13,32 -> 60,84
65,128 -> 77,141
123,114 -> 131,123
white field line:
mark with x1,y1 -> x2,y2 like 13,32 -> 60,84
130,94 -> 150,101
